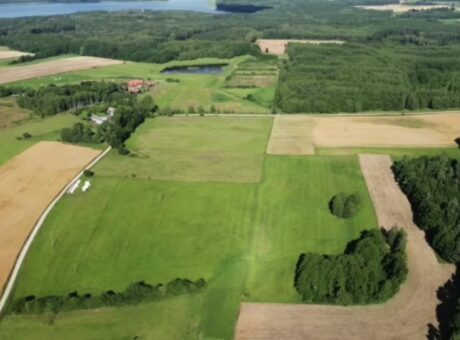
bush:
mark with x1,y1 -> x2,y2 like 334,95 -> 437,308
83,170 -> 94,177
22,132 -> 32,139
329,193 -> 361,219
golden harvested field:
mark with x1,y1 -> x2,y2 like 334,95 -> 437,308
235,154 -> 454,340
0,50 -> 32,61
268,113 -> 460,154
356,4 -> 450,12
0,56 -> 122,84
266,116 -> 316,155
0,142 -> 100,293
256,39 -> 345,56
313,114 -> 460,148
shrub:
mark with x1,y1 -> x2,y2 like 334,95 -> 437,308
329,193 -> 361,219
22,132 -> 32,139
83,170 -> 94,177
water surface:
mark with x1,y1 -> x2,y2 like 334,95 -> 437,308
161,64 -> 226,75
0,0 -> 222,18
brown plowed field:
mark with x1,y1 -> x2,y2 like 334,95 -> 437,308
0,56 -> 122,84
235,154 -> 454,340
256,39 -> 344,56
0,142 -> 100,292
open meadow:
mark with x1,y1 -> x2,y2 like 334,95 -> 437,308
0,116 -> 379,339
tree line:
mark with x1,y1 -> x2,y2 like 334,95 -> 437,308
393,155 -> 460,263
9,278 -> 206,315
295,228 -> 408,305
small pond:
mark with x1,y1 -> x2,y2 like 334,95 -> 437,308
161,64 -> 227,75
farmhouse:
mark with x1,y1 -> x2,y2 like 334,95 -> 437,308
128,79 -> 145,94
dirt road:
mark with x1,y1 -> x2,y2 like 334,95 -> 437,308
0,56 -> 122,84
235,154 -> 454,340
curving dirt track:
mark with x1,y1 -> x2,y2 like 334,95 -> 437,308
0,56 -> 122,84
235,154 -> 454,340
0,142 -> 101,294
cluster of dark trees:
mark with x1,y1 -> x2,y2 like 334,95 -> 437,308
61,122 -> 100,144
393,155 -> 460,263
9,278 -> 206,315
14,81 -> 126,117
329,193 -> 362,219
276,43 -> 460,113
295,228 -> 408,305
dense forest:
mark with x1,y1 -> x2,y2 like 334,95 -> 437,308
393,155 -> 460,263
295,228 -> 407,305
275,43 -> 460,113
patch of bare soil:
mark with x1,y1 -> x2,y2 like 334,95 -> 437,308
0,56 -> 122,84
0,142 -> 100,293
256,39 -> 345,56
267,116 -> 316,155
235,154 -> 454,340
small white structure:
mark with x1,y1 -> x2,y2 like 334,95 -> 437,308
67,179 -> 81,195
90,107 -> 115,125
82,180 -> 91,192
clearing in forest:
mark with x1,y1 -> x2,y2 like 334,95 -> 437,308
356,4 -> 450,13
0,48 -> 32,61
256,39 -> 344,56
0,142 -> 100,294
0,56 -> 122,84
235,154 -> 454,340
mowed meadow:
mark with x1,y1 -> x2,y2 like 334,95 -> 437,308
0,116 -> 378,339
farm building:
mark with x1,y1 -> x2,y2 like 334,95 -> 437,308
128,80 -> 145,94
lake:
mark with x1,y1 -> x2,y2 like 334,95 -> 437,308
0,0 -> 223,18
161,64 -> 227,75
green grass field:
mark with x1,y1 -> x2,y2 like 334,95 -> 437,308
94,116 -> 273,183
0,116 -> 379,339
0,113 -> 80,165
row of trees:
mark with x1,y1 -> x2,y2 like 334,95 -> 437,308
295,228 -> 408,305
9,278 -> 206,315
393,155 -> 460,263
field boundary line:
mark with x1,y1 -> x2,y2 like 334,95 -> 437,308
0,146 -> 111,314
